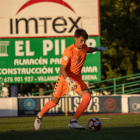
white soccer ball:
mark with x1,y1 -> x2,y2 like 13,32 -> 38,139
88,117 -> 102,131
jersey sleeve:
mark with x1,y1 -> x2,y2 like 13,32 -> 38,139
84,44 -> 89,52
61,48 -> 71,66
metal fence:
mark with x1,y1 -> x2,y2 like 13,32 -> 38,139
89,73 -> 140,94
1,73 -> 138,97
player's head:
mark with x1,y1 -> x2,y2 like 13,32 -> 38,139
74,28 -> 88,40
74,28 -> 88,49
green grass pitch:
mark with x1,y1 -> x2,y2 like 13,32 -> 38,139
0,114 -> 140,140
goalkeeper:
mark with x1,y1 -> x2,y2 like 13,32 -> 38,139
34,28 -> 108,130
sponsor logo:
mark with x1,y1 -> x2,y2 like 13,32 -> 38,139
10,17 -> 81,34
104,98 -> 116,110
16,0 -> 75,15
23,98 -> 35,110
0,0 -> 99,37
63,56 -> 68,61
132,103 -> 140,110
9,0 -> 80,35
0,41 -> 10,57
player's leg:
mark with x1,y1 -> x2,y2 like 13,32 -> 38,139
34,95 -> 60,130
68,77 -> 91,130
73,90 -> 91,120
40,96 -> 59,116
68,90 -> 91,130
34,74 -> 69,130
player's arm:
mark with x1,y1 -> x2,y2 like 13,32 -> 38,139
87,47 -> 98,53
60,64 -> 68,79
87,47 -> 108,53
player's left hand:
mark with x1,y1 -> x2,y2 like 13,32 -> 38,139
97,47 -> 108,52
66,77 -> 77,90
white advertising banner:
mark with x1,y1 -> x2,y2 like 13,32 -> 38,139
0,0 -> 100,38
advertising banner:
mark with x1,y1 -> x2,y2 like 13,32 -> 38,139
0,0 -> 101,84
18,98 -> 40,115
0,0 -> 99,38
18,96 -> 122,116
128,97 -> 140,113
0,37 -> 101,83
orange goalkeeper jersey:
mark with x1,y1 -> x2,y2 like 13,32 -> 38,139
61,43 -> 89,78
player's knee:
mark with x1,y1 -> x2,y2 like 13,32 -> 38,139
82,93 -> 91,102
51,96 -> 60,105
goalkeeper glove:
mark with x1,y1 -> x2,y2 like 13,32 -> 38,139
97,47 -> 108,51
66,77 -> 77,90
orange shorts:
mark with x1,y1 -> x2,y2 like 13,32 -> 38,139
52,73 -> 88,98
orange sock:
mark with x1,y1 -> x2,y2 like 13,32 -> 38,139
74,94 -> 91,119
40,100 -> 56,116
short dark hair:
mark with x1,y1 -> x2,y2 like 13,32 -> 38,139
74,28 -> 88,40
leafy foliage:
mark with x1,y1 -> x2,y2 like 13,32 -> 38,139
100,0 -> 140,80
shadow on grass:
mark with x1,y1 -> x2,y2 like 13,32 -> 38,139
1,126 -> 140,140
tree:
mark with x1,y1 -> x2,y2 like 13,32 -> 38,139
100,0 -> 140,80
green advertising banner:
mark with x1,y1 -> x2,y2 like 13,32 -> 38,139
0,36 -> 101,83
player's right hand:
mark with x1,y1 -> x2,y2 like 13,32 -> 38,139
65,77 -> 77,90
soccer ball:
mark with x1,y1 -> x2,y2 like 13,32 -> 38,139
88,117 -> 102,131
